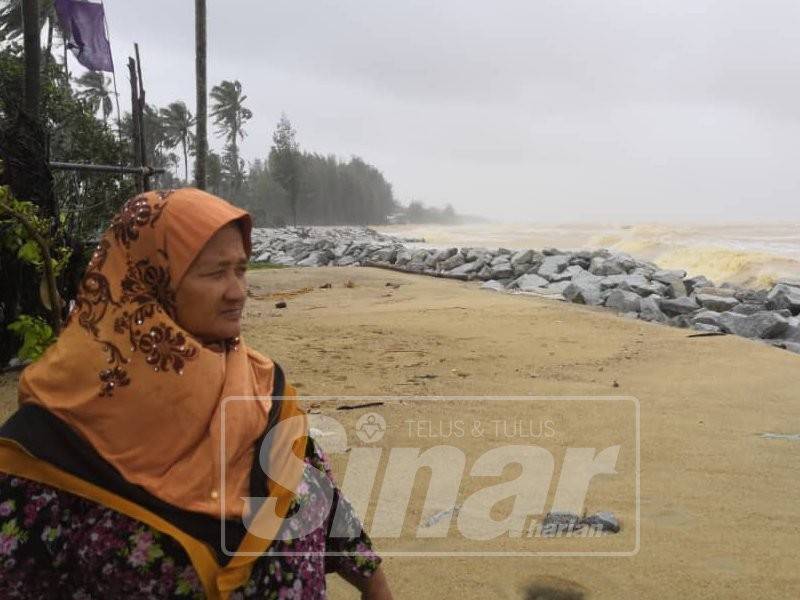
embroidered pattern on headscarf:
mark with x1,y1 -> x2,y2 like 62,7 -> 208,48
67,190 -> 199,396
110,190 -> 172,249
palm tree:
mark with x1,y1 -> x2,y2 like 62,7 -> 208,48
75,71 -> 113,125
0,0 -> 53,43
210,79 -> 251,190
160,101 -> 195,182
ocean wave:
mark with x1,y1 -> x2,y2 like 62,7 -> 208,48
378,222 -> 800,288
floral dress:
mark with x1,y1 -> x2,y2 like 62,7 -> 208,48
0,440 -> 380,599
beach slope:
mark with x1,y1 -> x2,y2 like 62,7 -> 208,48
1,266 -> 798,599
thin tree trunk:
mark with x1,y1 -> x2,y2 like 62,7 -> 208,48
232,135 -> 238,191
62,25 -> 69,88
22,0 -> 40,121
44,10 -> 53,72
182,137 -> 188,184
195,0 -> 207,189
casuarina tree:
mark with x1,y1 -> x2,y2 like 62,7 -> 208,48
269,114 -> 300,225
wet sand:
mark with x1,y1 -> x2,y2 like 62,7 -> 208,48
2,266 -> 799,599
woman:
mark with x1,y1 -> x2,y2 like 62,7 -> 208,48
0,189 -> 392,599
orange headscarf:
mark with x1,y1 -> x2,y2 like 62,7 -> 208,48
18,188 -> 280,518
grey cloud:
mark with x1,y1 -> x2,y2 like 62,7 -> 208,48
101,0 -> 800,220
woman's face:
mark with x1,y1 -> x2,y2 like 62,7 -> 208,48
174,223 -> 248,343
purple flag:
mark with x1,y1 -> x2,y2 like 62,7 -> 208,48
54,0 -> 114,72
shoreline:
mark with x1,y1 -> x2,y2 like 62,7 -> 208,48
250,226 -> 800,356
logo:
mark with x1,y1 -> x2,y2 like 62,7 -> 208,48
220,396 -> 639,557
355,412 -> 387,443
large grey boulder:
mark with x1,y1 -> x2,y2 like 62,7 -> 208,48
693,286 -> 737,298
439,253 -> 465,271
332,242 -> 351,257
510,249 -> 534,265
548,264 -> 583,283
766,283 -> 800,315
661,277 -> 688,299
657,296 -> 699,316
394,249 -> 413,266
782,318 -> 800,342
691,310 -> 722,327
620,276 -> 665,297
572,269 -> 604,285
545,280 -> 573,295
405,258 -> 428,272
599,274 -> 629,290
490,254 -> 510,266
513,262 -> 532,277
717,311 -> 790,339
511,273 -> 549,291
476,265 -> 493,280
639,296 -> 668,323
695,294 -> 740,312
370,247 -> 397,263
605,289 -> 642,313
569,252 -> 592,269
538,255 -> 570,280
652,269 -> 687,283
355,244 -> 381,261
296,250 -> 331,267
563,281 -> 604,305
465,247 -> 490,262
448,260 -> 484,276
734,288 -> 767,303
669,314 -> 694,328
616,254 -> 638,271
336,255 -> 358,266
589,257 -> 626,276
480,280 -> 506,292
731,302 -> 767,315
272,254 -> 298,266
685,275 -> 714,294
425,248 -> 455,267
489,261 -> 514,279
410,248 -> 429,262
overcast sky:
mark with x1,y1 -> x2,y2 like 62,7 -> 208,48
94,0 -> 800,222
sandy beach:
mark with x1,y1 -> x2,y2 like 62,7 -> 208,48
2,265 -> 798,599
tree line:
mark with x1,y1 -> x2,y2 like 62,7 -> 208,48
72,70 -> 462,227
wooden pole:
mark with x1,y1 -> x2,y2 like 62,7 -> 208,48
134,44 -> 150,191
195,0 -> 207,189
128,57 -> 144,193
22,0 -> 40,121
